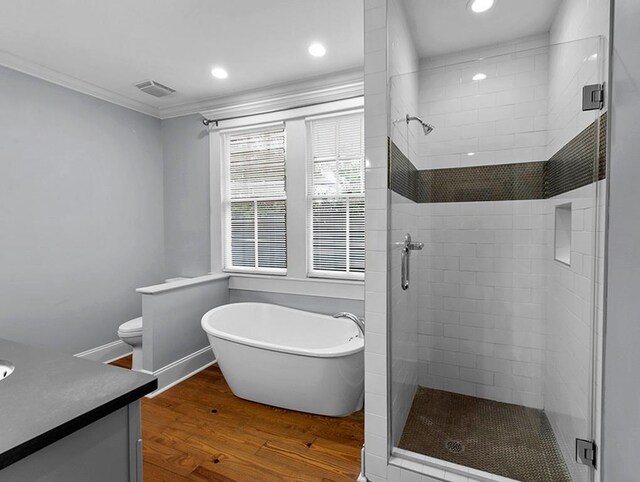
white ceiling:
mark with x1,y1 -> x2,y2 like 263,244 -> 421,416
401,0 -> 562,58
0,0 -> 363,117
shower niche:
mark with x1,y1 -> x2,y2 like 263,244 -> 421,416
385,15 -> 607,481
555,203 -> 572,265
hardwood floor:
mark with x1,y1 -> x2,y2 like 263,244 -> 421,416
110,355 -> 134,369
110,356 -> 364,481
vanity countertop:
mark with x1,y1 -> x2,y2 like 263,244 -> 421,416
0,338 -> 156,470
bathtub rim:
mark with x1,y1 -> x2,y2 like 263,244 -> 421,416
201,302 -> 364,359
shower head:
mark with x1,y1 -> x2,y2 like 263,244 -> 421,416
406,114 -> 435,136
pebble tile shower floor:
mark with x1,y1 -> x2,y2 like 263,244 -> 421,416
398,387 -> 572,482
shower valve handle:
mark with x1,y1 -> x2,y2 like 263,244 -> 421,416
397,233 -> 423,290
395,233 -> 424,251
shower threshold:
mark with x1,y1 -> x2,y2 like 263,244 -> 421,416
396,387 -> 572,482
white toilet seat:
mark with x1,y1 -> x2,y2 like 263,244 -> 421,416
117,317 -> 142,338
117,317 -> 143,371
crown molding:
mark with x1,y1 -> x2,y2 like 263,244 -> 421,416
161,68 -> 364,120
0,49 -> 161,118
0,50 -> 363,122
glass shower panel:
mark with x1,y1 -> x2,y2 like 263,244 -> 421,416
387,37 -> 605,482
388,69 -> 422,449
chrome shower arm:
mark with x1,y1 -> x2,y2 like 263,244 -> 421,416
405,114 -> 435,136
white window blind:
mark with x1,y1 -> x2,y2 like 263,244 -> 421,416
223,125 -> 287,273
307,111 -> 365,279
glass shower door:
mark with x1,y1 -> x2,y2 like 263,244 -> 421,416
387,37 -> 606,482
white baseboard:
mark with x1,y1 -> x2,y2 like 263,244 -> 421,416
142,347 -> 217,398
75,340 -> 132,364
358,445 -> 368,481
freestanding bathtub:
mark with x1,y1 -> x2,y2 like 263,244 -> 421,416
201,302 -> 364,417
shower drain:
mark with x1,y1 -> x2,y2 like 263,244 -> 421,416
445,440 -> 465,453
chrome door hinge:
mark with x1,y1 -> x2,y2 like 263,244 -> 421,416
576,439 -> 597,468
583,83 -> 604,111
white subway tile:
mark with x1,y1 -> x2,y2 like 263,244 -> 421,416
460,257 -> 494,272
444,351 -> 477,369
477,355 -> 512,373
476,385 -> 513,404
365,371 -> 387,396
443,378 -> 477,396
511,390 -> 543,409
366,352 -> 386,375
460,367 -> 495,386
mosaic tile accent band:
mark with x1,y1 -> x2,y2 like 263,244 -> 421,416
389,113 -> 607,203
417,162 -> 545,203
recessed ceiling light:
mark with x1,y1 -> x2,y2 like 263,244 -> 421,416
467,152 -> 476,156
472,73 -> 487,81
469,0 -> 495,13
308,43 -> 326,57
211,67 -> 228,79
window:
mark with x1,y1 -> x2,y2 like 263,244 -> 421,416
307,111 -> 365,279
222,125 -> 287,273
215,97 -> 365,283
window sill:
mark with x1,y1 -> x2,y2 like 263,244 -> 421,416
308,272 -> 365,282
227,273 -> 364,300
223,268 -> 287,276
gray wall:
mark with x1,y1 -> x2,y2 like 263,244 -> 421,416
161,115 -> 211,277
0,65 -> 165,354
229,289 -> 364,317
602,0 -> 640,479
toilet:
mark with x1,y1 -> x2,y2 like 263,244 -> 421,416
117,317 -> 143,370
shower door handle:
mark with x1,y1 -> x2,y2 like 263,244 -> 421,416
397,233 -> 423,290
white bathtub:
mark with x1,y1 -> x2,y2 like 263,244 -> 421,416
201,302 -> 364,417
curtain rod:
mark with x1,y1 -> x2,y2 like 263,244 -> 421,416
200,95 -> 363,127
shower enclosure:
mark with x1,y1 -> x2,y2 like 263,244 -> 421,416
387,36 -> 606,482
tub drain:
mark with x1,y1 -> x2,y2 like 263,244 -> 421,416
445,440 -> 465,453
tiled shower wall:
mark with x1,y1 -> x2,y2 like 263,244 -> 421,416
387,0 -> 420,450
545,4 -> 607,477
544,180 -> 606,482
363,0 -> 391,478
389,192 -> 420,446
412,177 -> 604,415
416,200 -> 547,408
406,36 -> 604,412
546,37 -> 603,159
416,34 -> 550,170
388,0 -> 419,163
365,0 -> 453,480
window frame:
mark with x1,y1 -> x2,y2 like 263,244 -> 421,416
220,122 -> 288,275
210,97 -> 365,286
305,109 -> 365,281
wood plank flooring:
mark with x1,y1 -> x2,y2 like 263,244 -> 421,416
110,356 -> 364,481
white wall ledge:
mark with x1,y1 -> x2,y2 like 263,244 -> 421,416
138,272 -> 365,300
137,273 -> 229,295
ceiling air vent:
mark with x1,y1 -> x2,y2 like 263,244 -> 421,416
135,80 -> 176,98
